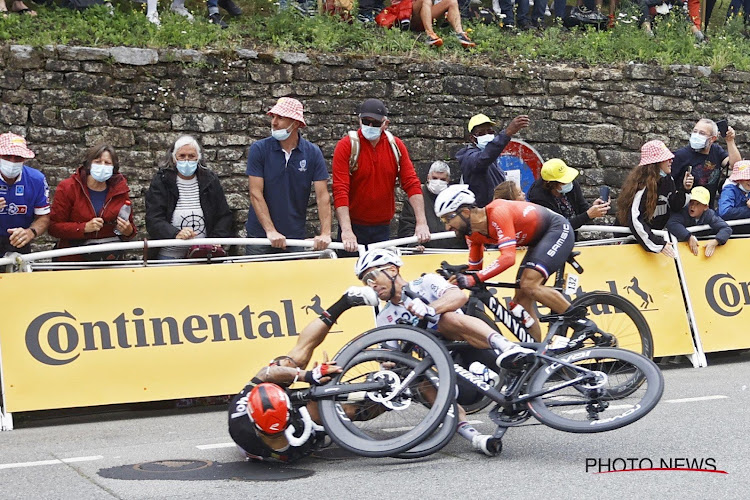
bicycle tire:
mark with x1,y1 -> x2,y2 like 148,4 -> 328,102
526,348 -> 664,433
394,402 -> 458,459
566,292 -> 654,359
318,325 -> 455,458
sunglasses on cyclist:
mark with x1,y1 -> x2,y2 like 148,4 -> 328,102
361,118 -> 383,127
440,212 -> 460,224
361,266 -> 390,286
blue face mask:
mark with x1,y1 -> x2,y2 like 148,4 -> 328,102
659,169 -> 668,178
476,134 -> 495,150
560,182 -> 573,194
271,126 -> 293,142
89,163 -> 113,183
738,183 -> 749,194
361,125 -> 382,141
689,133 -> 708,151
176,160 -> 199,177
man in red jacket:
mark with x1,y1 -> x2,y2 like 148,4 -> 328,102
332,98 -> 430,255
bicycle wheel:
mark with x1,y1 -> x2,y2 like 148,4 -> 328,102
527,348 -> 664,433
566,292 -> 654,359
318,325 -> 455,458
394,402 -> 458,459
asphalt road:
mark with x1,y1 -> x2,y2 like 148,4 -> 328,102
1,352 -> 748,500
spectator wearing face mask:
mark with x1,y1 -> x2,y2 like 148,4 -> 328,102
245,97 -> 331,256
455,113 -> 530,208
332,98 -> 429,255
666,186 -> 731,258
398,160 -> 467,251
672,118 -> 741,209
718,160 -> 750,234
527,158 -> 610,237
145,135 -> 233,260
0,132 -> 50,258
48,143 -> 137,262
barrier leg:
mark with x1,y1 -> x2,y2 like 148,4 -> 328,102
0,409 -> 12,431
671,235 -> 707,367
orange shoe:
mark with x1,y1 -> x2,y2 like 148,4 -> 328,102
456,31 -> 476,48
425,32 -> 443,47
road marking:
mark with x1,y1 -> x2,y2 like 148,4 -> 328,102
664,395 -> 727,404
196,443 -> 236,450
0,455 -> 103,470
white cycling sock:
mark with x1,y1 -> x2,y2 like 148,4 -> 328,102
457,421 -> 480,442
488,333 -> 513,352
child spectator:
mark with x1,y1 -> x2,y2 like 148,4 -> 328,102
666,186 -> 731,258
718,160 -> 750,234
493,180 -> 526,201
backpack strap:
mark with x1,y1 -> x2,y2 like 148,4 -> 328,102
384,130 -> 401,176
348,131 -> 360,174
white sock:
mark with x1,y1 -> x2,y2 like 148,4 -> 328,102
488,333 -> 513,351
457,421 -> 480,442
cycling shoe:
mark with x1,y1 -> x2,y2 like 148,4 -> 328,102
472,434 -> 503,457
496,345 -> 535,370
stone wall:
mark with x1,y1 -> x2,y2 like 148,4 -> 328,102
2,44 -> 749,249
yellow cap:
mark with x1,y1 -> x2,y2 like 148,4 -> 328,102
690,186 -> 710,206
468,114 -> 496,133
541,158 -> 579,184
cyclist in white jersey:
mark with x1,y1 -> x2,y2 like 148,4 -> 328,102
355,248 -> 534,455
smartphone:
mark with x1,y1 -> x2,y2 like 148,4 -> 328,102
716,118 -> 729,137
599,186 -> 610,202
687,165 -> 692,175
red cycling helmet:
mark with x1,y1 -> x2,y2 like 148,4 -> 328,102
247,383 -> 291,435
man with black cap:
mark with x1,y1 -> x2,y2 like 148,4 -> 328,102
456,113 -> 530,208
332,98 -> 430,254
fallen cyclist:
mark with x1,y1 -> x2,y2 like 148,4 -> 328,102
355,248 -> 533,455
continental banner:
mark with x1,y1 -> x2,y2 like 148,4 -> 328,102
677,237 -> 750,353
401,245 -> 693,357
0,260 -> 376,412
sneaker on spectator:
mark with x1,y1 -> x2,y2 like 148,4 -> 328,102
218,0 -> 242,16
455,31 -> 476,48
399,18 -> 411,31
147,11 -> 161,26
357,12 -> 375,23
171,5 -> 194,21
425,32 -> 444,47
209,12 -> 229,28
345,286 -> 379,307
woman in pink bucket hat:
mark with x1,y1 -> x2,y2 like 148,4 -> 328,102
616,139 -> 693,257
718,160 -> 750,231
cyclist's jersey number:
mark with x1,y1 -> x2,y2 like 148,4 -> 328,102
227,380 -> 318,463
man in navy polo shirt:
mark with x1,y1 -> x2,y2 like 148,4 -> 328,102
0,132 -> 50,258
245,98 -> 331,255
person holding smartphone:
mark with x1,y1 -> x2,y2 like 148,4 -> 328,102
527,158 -> 610,239
671,118 -> 741,209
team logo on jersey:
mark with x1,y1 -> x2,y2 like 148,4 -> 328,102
298,160 -> 307,172
491,221 -> 503,238
0,185 -> 7,193
7,203 -> 27,216
15,185 -> 24,196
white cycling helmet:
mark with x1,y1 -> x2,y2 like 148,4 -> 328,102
434,184 -> 476,217
354,248 -> 403,280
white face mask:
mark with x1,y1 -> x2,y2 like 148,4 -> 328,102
361,125 -> 381,141
560,182 -> 573,194
738,183 -> 750,194
427,179 -> 448,195
271,125 -> 293,142
89,163 -> 114,183
476,134 -> 495,150
0,159 -> 24,179
689,133 -> 708,151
